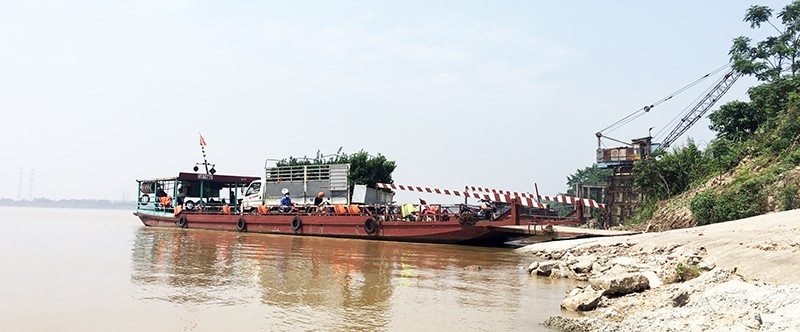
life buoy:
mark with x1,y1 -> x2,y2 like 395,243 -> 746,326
364,218 -> 378,235
184,200 -> 196,210
177,216 -> 188,228
236,217 -> 247,232
291,217 -> 302,232
139,194 -> 150,205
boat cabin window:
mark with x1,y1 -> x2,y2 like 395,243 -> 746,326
245,182 -> 261,196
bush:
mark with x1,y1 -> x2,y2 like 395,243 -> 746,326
690,179 -> 764,225
675,263 -> 701,282
780,185 -> 799,211
708,138 -> 746,173
771,136 -> 792,153
785,149 -> 800,165
714,181 -> 763,222
690,192 -> 716,226
633,141 -> 711,201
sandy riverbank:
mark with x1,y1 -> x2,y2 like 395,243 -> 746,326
517,209 -> 800,331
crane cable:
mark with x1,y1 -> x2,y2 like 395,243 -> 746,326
652,71 -> 726,139
597,63 -> 731,136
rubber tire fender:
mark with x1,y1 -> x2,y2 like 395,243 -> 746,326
236,217 -> 247,232
364,218 -> 378,235
177,216 -> 188,228
291,216 -> 302,232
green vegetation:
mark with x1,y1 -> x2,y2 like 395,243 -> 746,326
277,149 -> 396,189
675,262 -> 701,282
565,1 -> 800,226
565,165 -> 612,197
780,184 -> 800,209
677,1 -> 800,224
633,141 -> 710,201
730,2 -> 800,81
626,201 -> 657,225
556,165 -> 612,216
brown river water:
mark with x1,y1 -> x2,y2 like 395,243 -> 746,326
0,206 -> 577,331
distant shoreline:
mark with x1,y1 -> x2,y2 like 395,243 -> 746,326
0,198 -> 135,210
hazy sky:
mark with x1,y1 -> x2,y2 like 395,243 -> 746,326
0,0 -> 787,202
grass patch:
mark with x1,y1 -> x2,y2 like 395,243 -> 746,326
626,201 -> 656,225
675,262 -> 701,282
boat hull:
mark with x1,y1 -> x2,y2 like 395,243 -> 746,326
134,210 -> 523,245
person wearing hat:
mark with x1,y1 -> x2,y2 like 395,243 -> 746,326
279,188 -> 294,212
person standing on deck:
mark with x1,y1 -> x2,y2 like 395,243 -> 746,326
177,185 -> 188,206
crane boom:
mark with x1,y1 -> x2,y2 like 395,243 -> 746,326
658,69 -> 741,150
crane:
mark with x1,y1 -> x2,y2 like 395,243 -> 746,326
658,69 -> 741,150
595,65 -> 740,167
590,65 -> 741,225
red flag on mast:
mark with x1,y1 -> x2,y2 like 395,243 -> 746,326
199,133 -> 207,146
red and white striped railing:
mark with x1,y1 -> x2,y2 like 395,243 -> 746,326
465,185 -> 605,208
375,183 -> 548,209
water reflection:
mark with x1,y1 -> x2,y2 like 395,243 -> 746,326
131,227 -> 561,331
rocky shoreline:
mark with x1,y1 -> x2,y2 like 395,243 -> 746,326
517,209 -> 800,331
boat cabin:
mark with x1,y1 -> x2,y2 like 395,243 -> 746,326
137,172 -> 259,215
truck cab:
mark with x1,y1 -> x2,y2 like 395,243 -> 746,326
241,179 -> 266,210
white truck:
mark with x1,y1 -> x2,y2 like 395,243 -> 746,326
240,163 -> 392,210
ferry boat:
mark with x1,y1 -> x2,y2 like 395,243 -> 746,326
133,163 -> 599,245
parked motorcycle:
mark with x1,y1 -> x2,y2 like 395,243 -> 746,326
374,201 -> 401,221
458,199 -> 496,225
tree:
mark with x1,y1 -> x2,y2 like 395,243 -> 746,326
730,1 -> 800,81
344,151 -> 396,188
708,101 -> 763,140
633,141 -> 710,200
565,165 -> 612,196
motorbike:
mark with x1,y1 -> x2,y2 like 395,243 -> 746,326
374,201 -> 401,221
458,199 -> 496,225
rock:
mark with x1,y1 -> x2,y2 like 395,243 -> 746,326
640,270 -> 663,288
536,261 -> 558,276
526,261 -> 539,274
698,260 -> 716,271
548,262 -> 574,279
546,250 -> 564,260
571,259 -> 594,274
665,243 -> 682,253
609,256 -> 637,267
671,290 -> 689,307
589,273 -> 650,296
544,316 -> 603,332
596,264 -> 612,274
566,286 -> 583,298
573,274 -> 590,281
556,262 -> 576,279
744,311 -> 763,330
561,286 -> 604,311
605,264 -> 630,276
